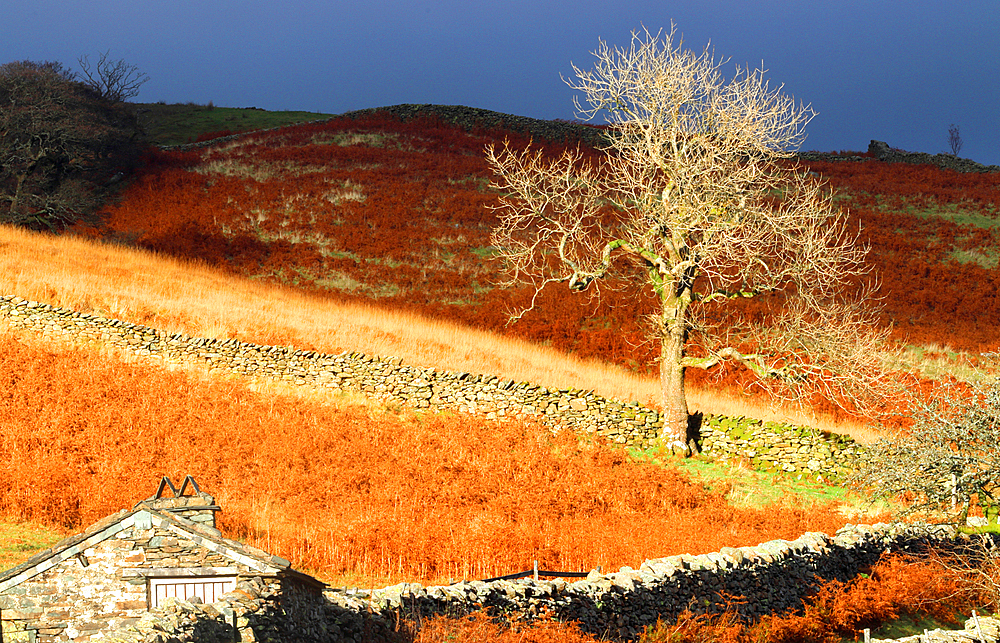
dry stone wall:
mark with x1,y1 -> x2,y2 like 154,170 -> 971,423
100,576 -> 400,643
356,523 -> 957,641
699,416 -> 868,483
870,615 -> 1000,643
0,294 -> 867,479
88,523 -> 962,643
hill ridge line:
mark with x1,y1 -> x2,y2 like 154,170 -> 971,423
158,103 -> 610,152
158,103 -> 1000,173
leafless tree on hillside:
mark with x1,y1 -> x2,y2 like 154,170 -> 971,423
0,60 -> 143,229
853,379 -> 1000,525
487,25 -> 894,449
78,50 -> 149,103
948,123 -> 964,156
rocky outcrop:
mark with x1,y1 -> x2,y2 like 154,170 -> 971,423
797,141 -> 1000,173
866,139 -> 1000,173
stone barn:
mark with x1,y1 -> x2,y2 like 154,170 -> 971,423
0,476 -> 324,642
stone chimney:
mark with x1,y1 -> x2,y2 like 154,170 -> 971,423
139,476 -> 221,528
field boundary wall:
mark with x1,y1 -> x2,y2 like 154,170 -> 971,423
0,294 -> 866,479
90,523 -> 960,642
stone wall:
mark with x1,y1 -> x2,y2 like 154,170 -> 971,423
100,576 -> 401,643
0,519 -> 283,642
0,294 -> 867,480
87,523 -> 960,643
699,416 -> 868,483
871,615 -> 1000,643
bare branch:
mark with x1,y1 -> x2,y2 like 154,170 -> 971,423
922,536 -> 1000,611
77,50 -> 149,102
853,379 -> 1000,524
488,24 -> 892,442
948,123 -> 963,156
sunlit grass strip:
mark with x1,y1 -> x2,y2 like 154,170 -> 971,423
0,521 -> 66,570
0,223 -> 870,441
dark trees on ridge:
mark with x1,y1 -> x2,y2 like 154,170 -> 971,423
0,59 -> 146,230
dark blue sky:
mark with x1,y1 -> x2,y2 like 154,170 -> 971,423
3,0 -> 998,165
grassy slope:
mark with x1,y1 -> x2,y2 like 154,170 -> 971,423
135,102 -> 335,146
0,521 -> 65,570
0,220 -> 881,441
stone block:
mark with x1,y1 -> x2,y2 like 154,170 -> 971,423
112,599 -> 149,610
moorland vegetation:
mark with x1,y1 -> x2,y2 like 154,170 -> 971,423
1,53 -> 1000,640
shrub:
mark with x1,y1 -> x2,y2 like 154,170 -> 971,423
0,59 -> 144,229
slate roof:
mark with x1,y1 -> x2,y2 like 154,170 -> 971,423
0,508 -> 134,587
0,500 -> 323,592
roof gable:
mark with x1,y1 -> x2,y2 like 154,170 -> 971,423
1,502 -> 305,593
0,509 -> 137,592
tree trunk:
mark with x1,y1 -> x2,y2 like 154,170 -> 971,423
659,304 -> 689,446
9,173 -> 27,215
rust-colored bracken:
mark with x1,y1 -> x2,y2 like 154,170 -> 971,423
0,330 -> 851,586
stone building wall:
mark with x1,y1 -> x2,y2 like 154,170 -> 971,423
0,294 -> 868,479
90,523 -> 960,643
0,515 -> 286,642
1,533 -> 148,641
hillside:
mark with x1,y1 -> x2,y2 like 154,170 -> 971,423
0,320 -> 858,587
4,106 -> 1000,643
5,104 -> 999,437
134,101 -> 337,146
92,105 -> 1000,373
2,104 -> 998,588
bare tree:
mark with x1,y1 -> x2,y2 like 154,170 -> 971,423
919,535 -> 1000,612
0,60 -> 143,229
78,50 -> 149,102
948,123 -> 964,156
487,25 -> 892,448
853,379 -> 1000,525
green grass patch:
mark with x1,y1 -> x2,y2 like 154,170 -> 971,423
136,102 -> 335,146
865,193 -> 1000,228
909,202 -> 1000,229
628,444 -> 889,516
309,130 -> 404,149
890,343 -> 993,383
470,246 -> 497,259
312,271 -> 401,298
839,610 -> 997,643
0,520 -> 66,571
949,247 -> 1000,268
672,456 -> 854,509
